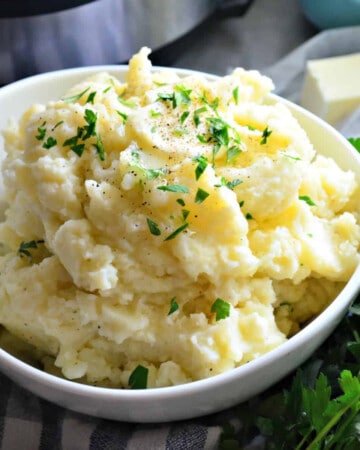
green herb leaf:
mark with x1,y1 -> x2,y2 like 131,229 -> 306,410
176,198 -> 186,207
62,87 -> 90,103
211,298 -> 231,321
150,109 -> 161,117
18,239 -> 44,262
173,126 -> 189,136
245,212 -> 254,220
180,111 -> 190,124
193,106 -> 207,127
116,110 -> 128,123
36,121 -> 47,141
118,97 -> 137,109
94,133 -> 105,161
299,195 -> 316,206
52,120 -> 64,131
195,188 -> 209,204
227,145 -> 242,162
207,117 -> 230,147
182,209 -> 190,221
83,109 -> 97,139
43,137 -> 57,149
168,297 -> 179,315
226,179 -> 243,190
233,86 -> 239,104
348,137 -> 360,153
70,143 -> 85,157
146,218 -> 161,236
157,184 -> 189,193
200,93 -> 219,111
129,365 -> 148,389
86,91 -> 96,104
194,155 -> 208,180
260,126 -> 272,145
164,222 -> 189,241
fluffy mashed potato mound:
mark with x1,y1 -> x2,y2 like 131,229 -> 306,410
0,47 -> 359,388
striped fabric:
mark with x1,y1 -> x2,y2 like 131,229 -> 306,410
0,372 -> 244,450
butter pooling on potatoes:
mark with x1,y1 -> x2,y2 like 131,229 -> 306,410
0,47 -> 359,388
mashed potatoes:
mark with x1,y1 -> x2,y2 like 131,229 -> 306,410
0,48 -> 359,388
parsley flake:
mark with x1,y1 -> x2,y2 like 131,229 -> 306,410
164,222 -> 189,241
176,198 -> 186,207
129,365 -> 148,389
227,145 -> 242,162
193,106 -> 207,127
180,111 -> 190,125
194,155 -> 208,180
157,184 -> 189,193
260,126 -> 272,145
118,97 -> 137,109
146,218 -> 161,236
168,297 -> 179,315
36,121 -> 47,141
62,87 -> 90,103
94,133 -> 105,161
116,110 -> 128,123
299,195 -> 316,206
195,188 -> 209,204
43,137 -> 57,149
18,239 -> 44,262
86,91 -> 96,104
211,298 -> 231,321
233,86 -> 239,104
348,137 -> 360,153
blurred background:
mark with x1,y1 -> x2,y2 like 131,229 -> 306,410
0,0 -> 359,88
0,0 -> 324,85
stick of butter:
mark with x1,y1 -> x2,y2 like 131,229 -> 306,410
301,53 -> 360,126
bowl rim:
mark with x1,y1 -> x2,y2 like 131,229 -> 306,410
0,64 -> 360,404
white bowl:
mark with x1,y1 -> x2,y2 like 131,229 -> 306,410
0,66 -> 360,423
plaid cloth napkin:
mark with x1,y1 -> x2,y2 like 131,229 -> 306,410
0,371 -> 241,449
0,27 -> 360,450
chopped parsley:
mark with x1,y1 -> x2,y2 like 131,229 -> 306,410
94,134 -> 105,161
157,84 -> 192,109
207,117 -> 230,147
62,87 -> 90,103
164,222 -> 189,241
173,126 -> 189,136
168,297 -> 179,315
348,137 -> 360,153
195,188 -> 209,204
83,109 -> 97,139
193,106 -> 207,127
260,126 -> 272,145
116,110 -> 128,123
52,120 -> 64,131
36,121 -> 47,141
129,148 -> 165,180
176,198 -> 186,207
86,91 -> 96,104
227,145 -> 242,162
18,239 -> 44,262
200,93 -> 219,111
150,109 -> 161,117
118,97 -> 137,109
215,177 -> 243,190
128,365 -> 148,389
182,209 -> 190,221
232,86 -> 239,104
146,218 -> 161,236
245,212 -> 254,220
157,184 -> 189,193
194,155 -> 208,180
43,137 -> 57,149
299,195 -> 316,206
180,111 -> 190,125
211,298 -> 231,321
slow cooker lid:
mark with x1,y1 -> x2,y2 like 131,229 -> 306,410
0,0 -> 97,17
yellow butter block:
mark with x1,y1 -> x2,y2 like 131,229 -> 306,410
301,53 -> 360,125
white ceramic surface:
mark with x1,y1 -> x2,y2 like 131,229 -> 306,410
0,66 -> 360,423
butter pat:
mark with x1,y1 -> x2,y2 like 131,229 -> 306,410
301,53 -> 360,125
